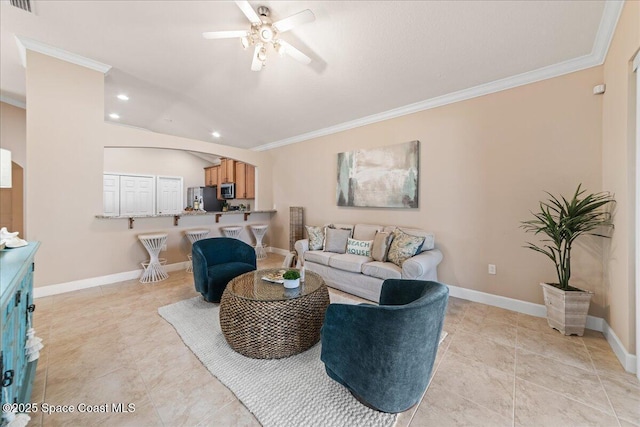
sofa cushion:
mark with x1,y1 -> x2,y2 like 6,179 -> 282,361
371,230 -> 394,262
305,250 -> 334,266
353,224 -> 384,241
362,261 -> 402,280
324,227 -> 351,253
384,226 -> 435,252
346,238 -> 373,257
387,228 -> 425,267
329,253 -> 372,273
306,225 -> 325,250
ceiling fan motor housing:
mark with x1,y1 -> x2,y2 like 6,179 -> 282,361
257,6 -> 270,17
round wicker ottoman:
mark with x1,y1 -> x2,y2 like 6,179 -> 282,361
219,268 -> 330,359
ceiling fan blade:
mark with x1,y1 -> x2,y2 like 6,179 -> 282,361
235,0 -> 261,25
277,40 -> 311,65
273,9 -> 315,33
202,30 -> 249,40
251,43 -> 264,71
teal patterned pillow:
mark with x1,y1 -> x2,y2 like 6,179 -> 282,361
387,228 -> 425,267
306,225 -> 324,250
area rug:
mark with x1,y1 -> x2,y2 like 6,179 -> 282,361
158,296 -> 446,427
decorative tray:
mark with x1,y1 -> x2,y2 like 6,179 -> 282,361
261,270 -> 286,284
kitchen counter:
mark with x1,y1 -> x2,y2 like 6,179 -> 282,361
95,209 -> 276,229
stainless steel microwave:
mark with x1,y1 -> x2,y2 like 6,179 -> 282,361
220,183 -> 235,199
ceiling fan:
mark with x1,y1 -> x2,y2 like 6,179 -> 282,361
203,1 -> 315,71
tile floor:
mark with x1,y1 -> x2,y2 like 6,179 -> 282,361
29,253 -> 640,426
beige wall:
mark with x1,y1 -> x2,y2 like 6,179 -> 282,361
26,51 -> 274,287
602,1 -> 640,353
104,147 -> 214,207
271,66 -> 606,316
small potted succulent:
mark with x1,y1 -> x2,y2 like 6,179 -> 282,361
282,269 -> 301,289
521,184 -> 614,336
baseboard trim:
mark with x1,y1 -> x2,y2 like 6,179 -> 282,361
34,261 -> 188,298
602,321 -> 638,374
268,247 -> 292,256
32,258 -> 636,374
445,283 -> 635,374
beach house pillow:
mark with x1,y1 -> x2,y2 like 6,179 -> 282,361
323,227 -> 352,253
306,225 -> 325,250
387,228 -> 425,267
346,238 -> 373,257
371,231 -> 394,262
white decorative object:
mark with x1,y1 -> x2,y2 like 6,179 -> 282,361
1,389 -> 30,427
222,226 -> 243,239
185,229 -> 210,272
0,227 -> 26,249
25,327 -> 43,362
0,148 -> 12,188
250,224 -> 269,260
283,278 -> 300,289
138,233 -> 169,283
300,266 -> 306,282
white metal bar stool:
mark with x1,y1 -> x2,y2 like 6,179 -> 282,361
250,224 -> 269,260
138,233 -> 169,283
221,226 -> 243,239
185,229 -> 210,273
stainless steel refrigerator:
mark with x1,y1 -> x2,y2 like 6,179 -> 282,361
187,186 -> 222,212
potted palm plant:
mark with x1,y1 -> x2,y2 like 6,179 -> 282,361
521,184 -> 614,336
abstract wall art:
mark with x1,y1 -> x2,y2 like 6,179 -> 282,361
336,140 -> 419,208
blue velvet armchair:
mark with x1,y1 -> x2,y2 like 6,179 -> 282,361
192,237 -> 257,303
320,279 -> 449,413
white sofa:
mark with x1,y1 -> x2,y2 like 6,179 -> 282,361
295,223 -> 443,302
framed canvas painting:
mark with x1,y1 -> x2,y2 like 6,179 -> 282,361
336,140 -> 419,208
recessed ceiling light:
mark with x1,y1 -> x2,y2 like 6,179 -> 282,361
117,94 -> 129,101
212,131 -> 221,138
109,113 -> 120,119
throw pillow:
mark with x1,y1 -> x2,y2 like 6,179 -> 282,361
346,238 -> 373,257
371,231 -> 394,262
323,227 -> 351,253
387,228 -> 425,267
306,225 -> 324,250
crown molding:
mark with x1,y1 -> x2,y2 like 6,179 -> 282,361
15,35 -> 112,74
592,0 -> 624,64
253,1 -> 625,152
0,95 -> 26,109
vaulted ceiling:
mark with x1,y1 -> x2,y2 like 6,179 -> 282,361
0,1 -> 622,150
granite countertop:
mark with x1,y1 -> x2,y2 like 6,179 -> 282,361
95,209 -> 276,219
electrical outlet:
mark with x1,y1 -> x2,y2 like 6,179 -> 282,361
488,264 -> 496,275
162,244 -> 167,251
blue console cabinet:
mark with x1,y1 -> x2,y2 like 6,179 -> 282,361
0,242 -> 40,408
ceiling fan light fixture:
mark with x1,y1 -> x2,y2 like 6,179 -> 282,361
259,26 -> 274,42
257,47 -> 267,62
203,2 -> 315,71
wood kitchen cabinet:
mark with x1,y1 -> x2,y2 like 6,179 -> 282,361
218,158 -> 235,184
235,161 -> 256,199
204,166 -> 218,187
